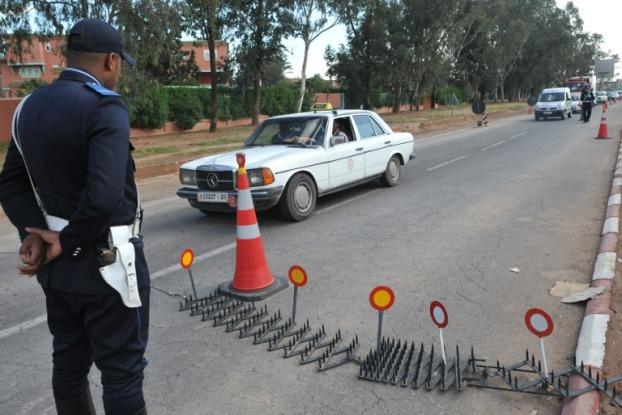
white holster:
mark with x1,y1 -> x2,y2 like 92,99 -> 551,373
46,215 -> 142,308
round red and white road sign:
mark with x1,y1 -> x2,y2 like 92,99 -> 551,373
524,308 -> 554,338
429,300 -> 448,329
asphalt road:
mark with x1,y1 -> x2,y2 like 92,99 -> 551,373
1,106 -> 621,414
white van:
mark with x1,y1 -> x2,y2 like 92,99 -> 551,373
534,87 -> 572,121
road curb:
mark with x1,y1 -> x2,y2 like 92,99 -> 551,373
561,136 -> 621,415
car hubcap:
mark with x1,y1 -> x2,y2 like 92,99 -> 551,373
388,159 -> 399,181
294,183 -> 312,213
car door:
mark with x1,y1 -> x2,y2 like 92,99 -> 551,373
327,116 -> 365,188
352,114 -> 391,177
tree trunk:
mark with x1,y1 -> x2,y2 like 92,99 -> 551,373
207,27 -> 218,132
392,85 -> 403,113
296,39 -> 310,113
431,84 -> 436,109
500,83 -> 505,102
252,75 -> 261,126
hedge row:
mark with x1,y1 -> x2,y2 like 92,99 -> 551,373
125,82 -> 314,130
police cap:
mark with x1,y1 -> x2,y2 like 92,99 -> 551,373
67,18 -> 136,66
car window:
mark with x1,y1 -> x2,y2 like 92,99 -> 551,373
247,116 -> 327,146
539,92 -> 565,102
354,115 -> 378,139
369,117 -> 386,135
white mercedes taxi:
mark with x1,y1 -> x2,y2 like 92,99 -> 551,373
177,109 -> 415,221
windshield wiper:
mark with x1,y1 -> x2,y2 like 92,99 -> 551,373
246,143 -> 264,147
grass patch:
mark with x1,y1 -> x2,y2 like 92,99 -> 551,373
134,146 -> 178,158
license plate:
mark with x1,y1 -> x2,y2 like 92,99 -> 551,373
543,111 -> 552,115
198,192 -> 228,203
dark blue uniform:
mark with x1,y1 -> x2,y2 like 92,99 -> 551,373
0,68 -> 149,414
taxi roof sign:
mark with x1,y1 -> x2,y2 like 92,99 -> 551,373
311,102 -> 333,111
288,265 -> 308,287
180,248 -> 195,269
369,286 -> 395,312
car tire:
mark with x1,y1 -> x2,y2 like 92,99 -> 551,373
279,173 -> 317,221
560,112 -> 565,121
379,155 -> 401,187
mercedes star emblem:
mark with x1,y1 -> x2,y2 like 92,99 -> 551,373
207,173 -> 219,188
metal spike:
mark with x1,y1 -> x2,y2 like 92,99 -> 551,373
525,349 -> 529,361
588,366 -> 592,379
550,371 -> 554,384
596,372 -> 600,384
538,360 -> 541,373
581,361 -> 584,373
604,379 -> 608,391
514,376 -> 518,390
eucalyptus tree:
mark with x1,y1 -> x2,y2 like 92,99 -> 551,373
291,0 -> 339,111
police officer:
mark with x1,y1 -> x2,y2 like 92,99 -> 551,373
0,19 -> 149,415
580,84 -> 595,123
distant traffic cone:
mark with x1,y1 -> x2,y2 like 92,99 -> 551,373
596,106 -> 610,139
218,153 -> 288,300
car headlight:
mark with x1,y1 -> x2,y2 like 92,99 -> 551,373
247,168 -> 275,187
179,169 -> 197,186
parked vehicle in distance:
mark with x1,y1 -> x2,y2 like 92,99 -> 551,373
534,87 -> 572,121
595,91 -> 608,104
570,92 -> 582,114
607,91 -> 620,101
177,110 -> 416,221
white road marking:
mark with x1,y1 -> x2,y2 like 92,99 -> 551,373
426,155 -> 469,172
509,132 -> 527,139
575,313 -> 610,367
481,141 -> 505,151
315,189 -> 382,214
0,314 -> 48,340
0,241 -> 237,339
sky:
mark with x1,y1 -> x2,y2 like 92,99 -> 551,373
282,0 -> 622,80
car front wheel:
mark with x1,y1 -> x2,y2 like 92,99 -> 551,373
380,155 -> 401,187
279,173 -> 317,221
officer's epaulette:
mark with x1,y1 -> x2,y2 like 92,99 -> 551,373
84,82 -> 121,97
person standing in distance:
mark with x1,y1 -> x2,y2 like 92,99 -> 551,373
0,19 -> 149,415
580,84 -> 594,123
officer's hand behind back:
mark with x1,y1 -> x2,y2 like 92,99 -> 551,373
17,234 -> 46,276
25,227 -> 63,264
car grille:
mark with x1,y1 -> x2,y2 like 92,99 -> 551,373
196,170 -> 235,191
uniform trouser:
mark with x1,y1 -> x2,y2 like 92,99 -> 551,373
44,286 -> 150,414
582,102 -> 592,121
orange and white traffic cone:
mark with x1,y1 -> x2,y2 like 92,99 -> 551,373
596,105 -> 610,139
218,153 -> 287,300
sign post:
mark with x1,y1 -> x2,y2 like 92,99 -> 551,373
524,308 -> 554,376
429,300 -> 449,365
288,265 -> 308,324
449,94 -> 459,119
180,248 -> 198,299
369,286 -> 395,351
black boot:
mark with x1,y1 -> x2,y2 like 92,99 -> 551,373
55,387 -> 96,415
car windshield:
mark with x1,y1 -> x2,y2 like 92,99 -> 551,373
571,93 -> 581,101
246,116 -> 327,147
597,91 -> 607,96
539,92 -> 565,102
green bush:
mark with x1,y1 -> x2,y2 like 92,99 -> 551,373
260,82 -> 298,116
167,88 -> 203,130
439,85 -> 466,106
16,79 -> 48,96
127,82 -> 168,129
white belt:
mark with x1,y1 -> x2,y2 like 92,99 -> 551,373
46,215 -> 142,308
